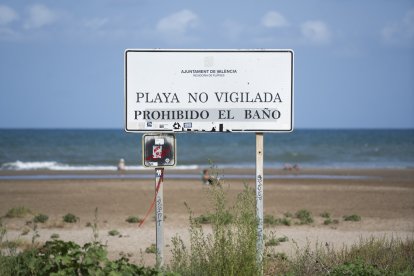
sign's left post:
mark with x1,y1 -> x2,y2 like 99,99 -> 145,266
142,134 -> 176,269
155,168 -> 164,268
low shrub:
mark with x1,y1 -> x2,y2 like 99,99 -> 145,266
265,235 -> 288,247
324,218 -> 340,225
33,213 -> 48,223
330,261 -> 383,275
278,236 -> 289,243
320,211 -> 331,218
5,207 -> 32,218
264,214 -> 277,225
125,216 -> 141,224
194,210 -> 233,225
145,243 -> 157,254
0,239 -> 165,275
108,230 -> 120,236
264,214 -> 291,226
193,213 -> 212,224
295,209 -> 314,224
62,213 -> 79,223
265,238 -> 280,247
21,228 -> 30,236
344,214 -> 361,222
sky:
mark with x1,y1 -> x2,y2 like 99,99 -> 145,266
0,0 -> 413,129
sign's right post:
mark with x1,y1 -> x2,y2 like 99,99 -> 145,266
256,132 -> 264,272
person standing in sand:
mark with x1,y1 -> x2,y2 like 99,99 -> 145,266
201,169 -> 221,185
201,169 -> 212,185
117,158 -> 126,171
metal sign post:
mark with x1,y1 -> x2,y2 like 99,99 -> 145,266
155,168 -> 164,269
141,134 -> 176,269
256,133 -> 264,272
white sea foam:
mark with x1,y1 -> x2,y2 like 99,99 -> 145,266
0,161 -> 199,171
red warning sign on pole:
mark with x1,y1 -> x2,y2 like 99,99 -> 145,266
142,134 -> 176,167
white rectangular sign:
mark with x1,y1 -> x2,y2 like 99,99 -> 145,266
125,49 -> 293,132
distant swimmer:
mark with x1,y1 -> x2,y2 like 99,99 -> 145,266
117,158 -> 126,171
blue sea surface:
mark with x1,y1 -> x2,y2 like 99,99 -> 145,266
0,129 -> 413,170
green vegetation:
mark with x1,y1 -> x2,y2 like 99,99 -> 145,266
320,211 -> 331,218
33,213 -> 48,223
0,172 -> 412,275
108,229 -> 120,236
344,214 -> 362,222
5,207 -> 32,218
145,243 -> 157,254
268,237 -> 414,275
126,216 -> 141,224
193,213 -> 212,224
324,218 -> 340,225
265,233 -> 289,247
62,213 -> 79,223
21,228 -> 30,236
0,239 -> 166,275
264,214 -> 291,226
194,211 -> 233,225
330,261 -> 383,275
265,237 -> 279,247
295,209 -> 314,225
169,184 -> 260,276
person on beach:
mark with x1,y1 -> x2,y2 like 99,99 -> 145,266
117,158 -> 126,171
201,169 -> 221,185
283,163 -> 300,171
201,169 -> 213,185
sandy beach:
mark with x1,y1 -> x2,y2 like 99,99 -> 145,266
1,168 -> 413,266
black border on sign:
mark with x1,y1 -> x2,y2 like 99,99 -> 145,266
142,133 -> 177,167
125,49 -> 294,133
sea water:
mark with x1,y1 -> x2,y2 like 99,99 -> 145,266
0,129 -> 413,171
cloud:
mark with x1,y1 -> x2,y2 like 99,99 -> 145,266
24,4 -> 57,29
84,18 -> 108,30
301,20 -> 331,44
0,27 -> 20,40
381,9 -> 414,45
0,5 -> 18,25
156,9 -> 198,34
261,11 -> 288,28
222,20 -> 244,40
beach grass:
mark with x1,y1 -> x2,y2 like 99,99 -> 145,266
0,192 -> 412,275
5,207 -> 32,218
169,184 -> 260,276
266,236 -> 414,275
0,168 -> 413,275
